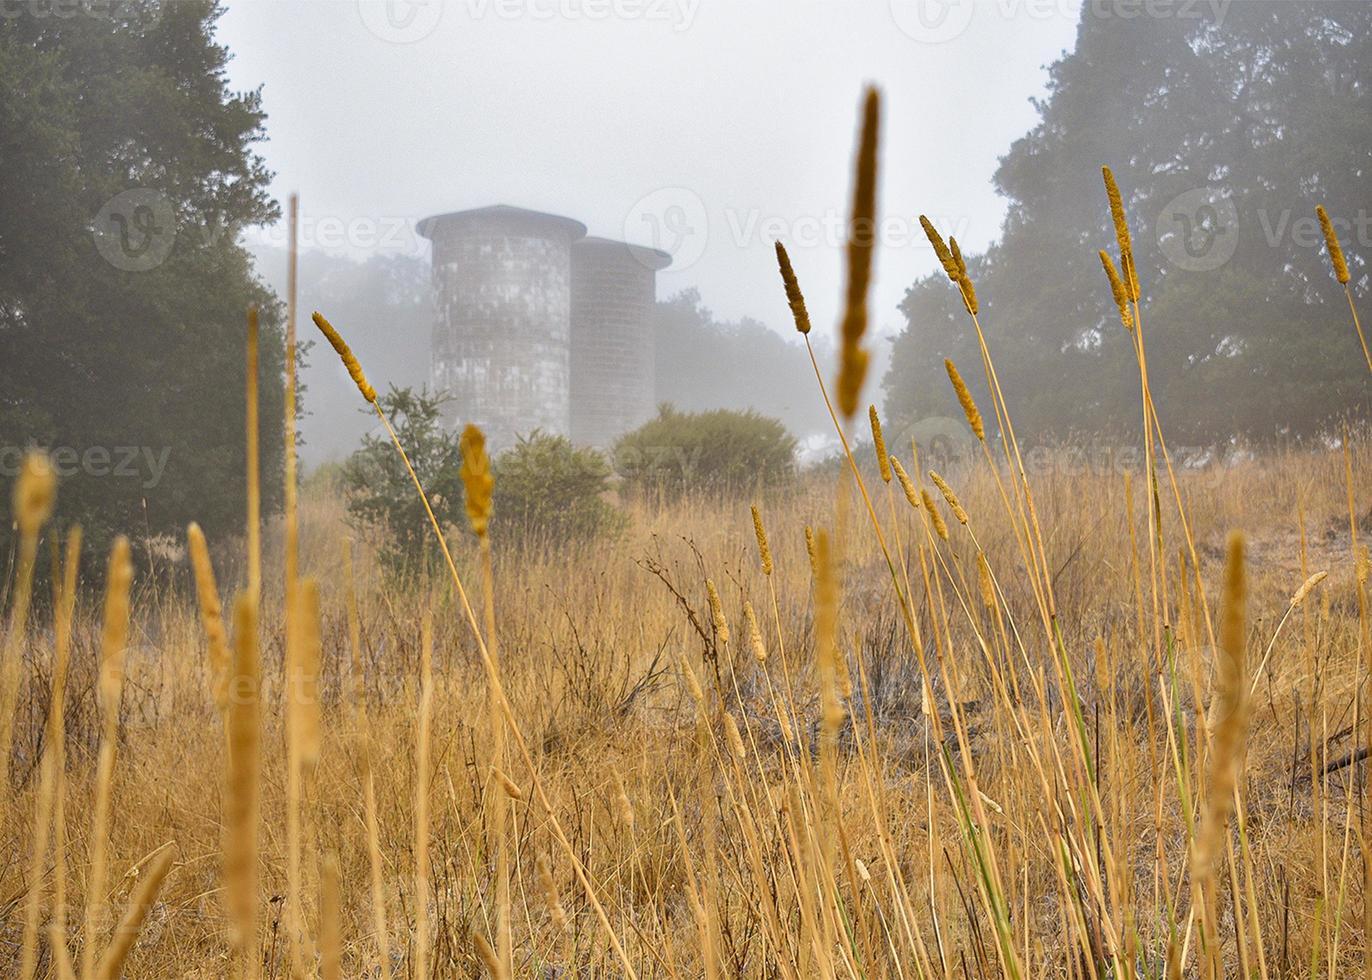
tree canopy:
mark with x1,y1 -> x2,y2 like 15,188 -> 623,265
0,0 -> 284,566
885,1 -> 1371,446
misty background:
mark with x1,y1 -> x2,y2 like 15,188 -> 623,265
2,0 -> 1368,562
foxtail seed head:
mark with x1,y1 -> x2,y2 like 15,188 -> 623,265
920,216 -> 959,281
14,452 -> 55,538
743,600 -> 767,665
869,406 -> 891,482
1317,206 -> 1350,284
804,526 -> 818,574
459,424 -> 494,539
837,87 -> 880,419
773,241 -> 812,335
311,312 -> 376,404
891,457 -> 920,509
751,505 -> 773,575
1099,250 -> 1134,332
928,470 -> 969,524
921,488 -> 949,540
1102,166 -> 1138,300
944,359 -> 985,441
706,578 -> 730,646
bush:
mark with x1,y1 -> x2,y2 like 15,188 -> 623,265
614,404 -> 796,498
341,387 -> 463,574
492,432 -> 623,545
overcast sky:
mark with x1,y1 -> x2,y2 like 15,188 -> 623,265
218,0 -> 1081,340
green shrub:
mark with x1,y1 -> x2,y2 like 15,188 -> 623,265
341,387 -> 463,574
614,405 -> 796,498
492,431 -> 623,545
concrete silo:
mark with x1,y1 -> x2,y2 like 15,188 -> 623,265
418,205 -> 587,449
569,236 -> 671,448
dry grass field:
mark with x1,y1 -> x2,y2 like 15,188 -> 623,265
3,91 -> 1371,979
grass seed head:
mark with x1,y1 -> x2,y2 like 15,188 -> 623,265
1101,166 -> 1139,299
459,423 -> 494,539
928,470 -> 969,525
944,359 -> 985,441
1317,205 -> 1351,284
743,600 -> 767,664
891,457 -> 920,508
310,311 -> 376,404
706,578 -> 730,645
1098,250 -> 1134,332
922,488 -> 949,540
837,87 -> 880,418
751,504 -> 773,575
773,241 -> 812,335
869,405 -> 892,482
920,215 -> 959,280
14,451 -> 56,538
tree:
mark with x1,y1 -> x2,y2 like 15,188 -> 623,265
0,0 -> 284,569
341,388 -> 462,574
885,2 -> 1372,446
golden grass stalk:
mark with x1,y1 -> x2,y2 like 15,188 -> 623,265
537,853 -> 570,933
225,594 -> 261,979
928,470 -> 969,525
1098,250 -> 1134,332
491,765 -> 523,801
311,311 -> 377,403
473,931 -> 506,978
1317,205 -> 1350,285
245,307 -> 261,604
1193,532 -> 1248,976
285,577 -> 322,973
284,194 -> 301,594
773,241 -> 812,335
1,451 -> 55,835
414,614 -> 434,980
751,504 -> 773,575
460,423 -> 494,539
81,535 -> 133,980
944,359 -> 985,441
706,578 -> 730,646
836,87 -> 880,419
94,844 -> 176,980
1102,166 -> 1138,299
891,457 -> 920,509
920,216 -> 959,280
186,523 -> 231,716
744,600 -> 767,665
869,406 -> 892,482
18,525 -> 79,980
921,488 -> 949,541
319,852 -> 341,980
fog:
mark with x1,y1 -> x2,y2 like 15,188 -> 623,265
221,0 -> 1080,462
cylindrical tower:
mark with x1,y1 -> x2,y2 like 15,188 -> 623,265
418,205 -> 587,449
569,236 -> 671,448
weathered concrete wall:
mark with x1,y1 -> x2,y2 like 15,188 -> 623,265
569,237 -> 669,448
420,207 -> 586,450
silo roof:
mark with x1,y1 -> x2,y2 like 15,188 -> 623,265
575,235 -> 672,271
417,204 -> 587,240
